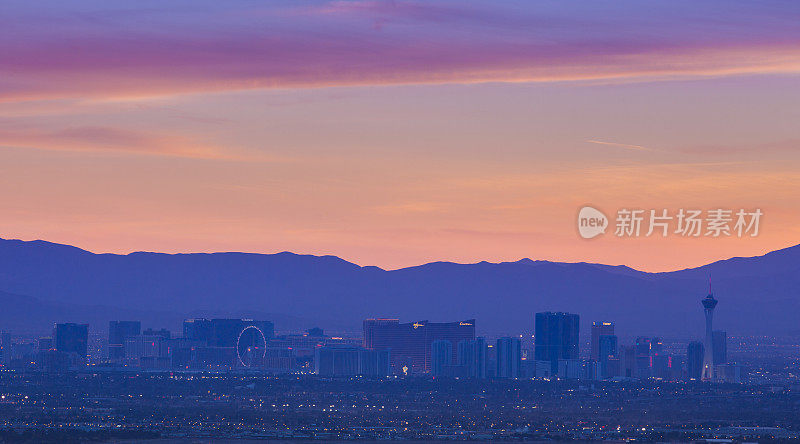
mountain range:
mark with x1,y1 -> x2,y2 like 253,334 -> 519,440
0,237 -> 798,337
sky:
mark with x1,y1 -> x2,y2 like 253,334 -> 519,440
1,0 -> 799,271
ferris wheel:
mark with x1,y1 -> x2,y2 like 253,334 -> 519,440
236,325 -> 267,368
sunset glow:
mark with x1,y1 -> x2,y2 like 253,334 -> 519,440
1,0 -> 799,270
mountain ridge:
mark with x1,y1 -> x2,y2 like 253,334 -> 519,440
4,236 -> 798,273
0,237 -> 798,336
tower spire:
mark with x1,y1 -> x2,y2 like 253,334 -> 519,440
708,272 -> 713,296
701,276 -> 718,382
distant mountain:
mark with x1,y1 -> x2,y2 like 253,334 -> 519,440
0,288 -> 323,336
0,288 -> 181,335
0,238 -> 798,337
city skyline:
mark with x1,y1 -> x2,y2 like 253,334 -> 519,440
1,267 -> 734,383
7,303 -> 729,380
1,1 -> 798,440
0,290 -> 740,387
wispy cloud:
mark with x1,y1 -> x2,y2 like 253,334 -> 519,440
372,201 -> 450,214
677,139 -> 800,155
0,122 -> 257,160
1,1 -> 799,101
585,139 -> 656,152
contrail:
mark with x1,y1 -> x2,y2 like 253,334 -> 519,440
585,139 -> 655,152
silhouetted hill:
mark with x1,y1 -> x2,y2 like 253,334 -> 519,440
0,289 -> 183,335
0,238 -> 798,336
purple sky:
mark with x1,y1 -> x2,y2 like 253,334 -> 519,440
3,1 -> 799,99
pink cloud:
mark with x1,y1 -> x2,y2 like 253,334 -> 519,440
0,121 -> 238,159
1,1 -> 799,101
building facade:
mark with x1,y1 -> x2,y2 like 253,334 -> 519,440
54,323 -> 88,359
687,341 -> 704,380
363,318 -> 475,374
590,322 -> 615,361
315,346 -> 390,377
534,312 -> 579,375
496,337 -> 521,379
713,330 -> 727,365
108,320 -> 141,359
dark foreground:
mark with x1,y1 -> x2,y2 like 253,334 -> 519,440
0,371 -> 798,442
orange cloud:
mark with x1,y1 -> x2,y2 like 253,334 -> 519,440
0,122 -> 237,159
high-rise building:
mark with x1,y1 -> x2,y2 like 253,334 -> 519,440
534,312 -> 579,375
210,319 -> 274,347
363,319 -> 398,348
6,343 -> 35,366
716,363 -> 742,383
37,337 -> 53,352
496,337 -> 521,378
651,354 -> 672,380
109,321 -> 141,359
604,356 -> 621,379
143,328 -> 171,339
486,342 -> 498,378
557,359 -> 582,379
315,346 -> 358,376
125,335 -> 166,361
669,355 -> 686,380
713,330 -> 727,365
597,335 -> 617,361
652,337 -> 663,355
54,323 -> 89,359
209,319 -> 245,347
634,336 -> 663,379
457,337 -> 487,379
109,321 -> 141,346
363,318 -> 475,374
701,280 -> 718,381
357,348 -> 391,378
183,318 -> 213,343
590,322 -> 615,361
431,340 -> 452,376
314,346 -> 390,377
183,318 -> 273,347
263,348 -> 298,373
163,338 -> 205,369
426,320 -> 476,373
597,334 -> 618,378
621,345 -> 636,378
584,359 -> 603,380
634,336 -> 652,376
687,341 -> 704,380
